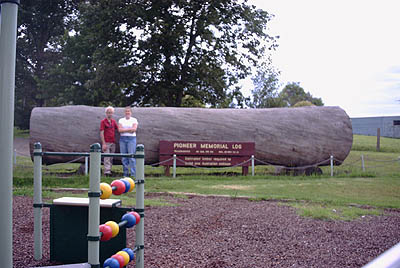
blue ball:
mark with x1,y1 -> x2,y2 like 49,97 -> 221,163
120,179 -> 130,193
103,257 -> 120,268
122,247 -> 135,262
121,213 -> 136,228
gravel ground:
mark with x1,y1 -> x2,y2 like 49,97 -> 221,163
13,194 -> 400,268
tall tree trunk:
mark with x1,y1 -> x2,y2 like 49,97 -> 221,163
30,105 -> 353,166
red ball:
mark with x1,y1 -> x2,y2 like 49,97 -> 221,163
111,254 -> 125,268
130,211 -> 141,225
99,224 -> 113,241
111,180 -> 126,195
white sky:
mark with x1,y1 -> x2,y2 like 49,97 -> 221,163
244,0 -> 400,117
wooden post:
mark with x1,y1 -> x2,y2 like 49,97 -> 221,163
164,165 -> 170,176
242,166 -> 248,176
377,128 -> 381,152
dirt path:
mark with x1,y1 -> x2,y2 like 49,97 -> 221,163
13,194 -> 400,268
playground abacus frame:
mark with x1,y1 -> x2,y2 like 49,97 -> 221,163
33,142 -> 145,268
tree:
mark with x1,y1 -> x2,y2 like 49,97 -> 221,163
279,82 -> 324,107
45,0 -> 139,108
15,0 -> 80,129
247,63 -> 285,108
54,0 -> 278,108
293,100 -> 314,107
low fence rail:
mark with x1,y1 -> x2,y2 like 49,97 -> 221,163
14,153 -> 400,177
149,154 -> 400,177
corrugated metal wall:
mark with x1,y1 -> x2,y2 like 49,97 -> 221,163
351,116 -> 400,138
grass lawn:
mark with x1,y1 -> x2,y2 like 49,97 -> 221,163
13,134 -> 400,220
352,134 -> 400,153
14,127 -> 30,138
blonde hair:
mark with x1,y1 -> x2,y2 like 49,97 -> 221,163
105,106 -> 114,113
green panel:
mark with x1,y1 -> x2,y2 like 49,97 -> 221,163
50,205 -> 129,265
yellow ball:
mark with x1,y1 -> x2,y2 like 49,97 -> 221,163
123,177 -> 135,192
105,221 -> 119,238
100,183 -> 112,199
117,250 -> 130,266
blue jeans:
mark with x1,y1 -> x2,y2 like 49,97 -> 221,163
119,136 -> 136,177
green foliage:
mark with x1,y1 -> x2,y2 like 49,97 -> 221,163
247,74 -> 325,108
50,0 -> 278,109
13,127 -> 29,138
279,82 -> 324,107
15,0 -> 80,129
247,63 -> 286,108
293,100 -> 314,107
15,0 -> 280,126
181,95 -> 206,108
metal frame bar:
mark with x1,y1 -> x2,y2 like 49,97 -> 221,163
33,143 -> 145,268
33,151 -> 143,158
362,242 -> 400,268
0,1 -> 19,266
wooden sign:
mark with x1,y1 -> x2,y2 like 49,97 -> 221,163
159,141 -> 255,175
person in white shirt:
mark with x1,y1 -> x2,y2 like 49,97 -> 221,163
118,106 -> 138,177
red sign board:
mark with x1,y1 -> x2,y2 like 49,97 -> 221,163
159,141 -> 255,167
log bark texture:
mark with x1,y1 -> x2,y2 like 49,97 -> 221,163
29,105 -> 353,166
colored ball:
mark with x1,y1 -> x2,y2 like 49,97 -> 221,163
121,213 -> 136,228
111,180 -> 126,195
100,183 -> 112,199
105,221 -> 119,238
99,224 -> 113,241
123,177 -> 135,192
117,251 -> 130,266
122,248 -> 135,262
120,179 -> 131,193
111,254 -> 125,268
103,257 -> 120,268
130,211 -> 141,225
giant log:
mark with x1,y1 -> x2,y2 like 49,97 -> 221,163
29,105 -> 353,166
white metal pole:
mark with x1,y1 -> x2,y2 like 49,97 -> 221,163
87,143 -> 101,266
330,155 -> 334,177
33,143 -> 43,260
251,155 -> 255,176
362,242 -> 400,268
173,154 -> 176,178
135,145 -> 145,268
0,1 -> 19,267
361,155 -> 365,172
85,156 -> 88,175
